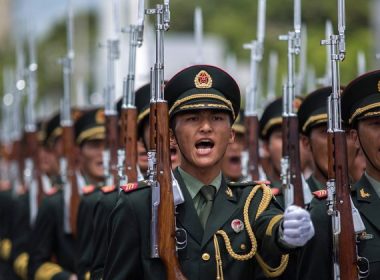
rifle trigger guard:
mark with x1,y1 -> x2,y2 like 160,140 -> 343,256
175,227 -> 187,250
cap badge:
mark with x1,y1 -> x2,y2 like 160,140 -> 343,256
360,188 -> 370,199
231,219 -> 244,233
377,80 -> 380,92
95,109 -> 105,124
194,70 -> 213,89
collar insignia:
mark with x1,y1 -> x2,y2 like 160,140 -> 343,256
194,70 -> 212,88
231,219 -> 244,233
360,188 -> 370,199
225,187 -> 233,198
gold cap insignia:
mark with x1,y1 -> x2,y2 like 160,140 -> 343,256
225,187 -> 233,198
360,188 -> 370,199
293,98 -> 302,112
194,70 -> 213,89
95,109 -> 105,124
377,80 -> 380,92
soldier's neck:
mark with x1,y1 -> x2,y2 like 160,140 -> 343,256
179,163 -> 222,185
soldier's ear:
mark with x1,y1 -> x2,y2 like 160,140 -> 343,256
228,128 -> 235,144
300,134 -> 311,151
170,129 -> 177,145
350,129 -> 360,149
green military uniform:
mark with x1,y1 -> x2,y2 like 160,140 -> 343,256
104,169 -> 289,280
306,176 -> 324,193
90,84 -> 151,280
73,108 -> 106,280
341,70 -> 380,280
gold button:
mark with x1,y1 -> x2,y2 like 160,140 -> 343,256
240,243 -> 246,250
202,253 -> 210,261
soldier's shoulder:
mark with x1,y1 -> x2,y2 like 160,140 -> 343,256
45,185 -> 61,197
101,185 -> 117,194
82,185 -> 97,195
120,180 -> 151,194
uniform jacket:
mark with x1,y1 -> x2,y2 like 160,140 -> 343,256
103,168 -> 290,280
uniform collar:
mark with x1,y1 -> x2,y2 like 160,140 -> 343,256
178,167 -> 221,199
364,172 -> 380,199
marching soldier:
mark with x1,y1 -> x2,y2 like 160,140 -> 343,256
341,70 -> 380,279
103,64 -> 314,279
27,108 -> 105,280
90,83 -> 180,279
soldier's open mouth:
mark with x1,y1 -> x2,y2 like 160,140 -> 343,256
229,156 -> 241,164
195,139 -> 215,154
170,147 -> 177,155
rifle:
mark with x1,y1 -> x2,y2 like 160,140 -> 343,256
278,0 -> 304,208
60,0 -> 80,235
119,0 -> 145,184
194,6 -> 203,64
24,30 -> 45,225
322,0 -> 368,278
103,0 -> 120,188
146,1 -> 187,279
243,0 -> 266,181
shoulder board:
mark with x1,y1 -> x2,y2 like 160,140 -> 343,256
82,185 -> 96,195
120,180 -> 150,193
271,188 -> 281,196
46,186 -> 60,196
101,185 -> 116,193
312,190 -> 328,200
228,180 -> 270,188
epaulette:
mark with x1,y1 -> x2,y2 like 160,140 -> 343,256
312,190 -> 328,200
120,180 -> 150,193
46,186 -> 60,196
101,185 -> 116,193
82,185 -> 96,195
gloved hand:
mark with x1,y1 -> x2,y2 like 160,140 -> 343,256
280,205 -> 315,247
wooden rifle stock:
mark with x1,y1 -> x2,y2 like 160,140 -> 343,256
106,114 -> 119,183
328,131 -> 358,279
245,115 -> 259,180
62,125 -> 80,236
154,101 -> 187,280
286,116 -> 304,207
121,108 -> 138,183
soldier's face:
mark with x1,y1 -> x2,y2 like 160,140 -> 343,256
79,139 -> 105,183
222,133 -> 245,181
137,140 -> 148,174
172,110 -> 234,174
39,146 -> 59,176
265,128 -> 282,175
346,129 -> 365,182
308,125 -> 329,177
355,117 -> 380,179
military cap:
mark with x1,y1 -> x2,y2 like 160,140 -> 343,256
165,64 -> 240,121
116,83 -> 151,138
37,120 -> 47,143
342,70 -> 380,126
259,97 -> 282,140
297,87 -> 332,134
259,96 -> 303,139
74,107 -> 105,146
44,113 -> 61,147
232,110 -> 245,135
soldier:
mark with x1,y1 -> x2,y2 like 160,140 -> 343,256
342,70 -> 380,279
27,108 -> 105,280
103,64 -> 314,279
222,110 -> 248,182
90,83 -> 180,279
295,85 -> 369,280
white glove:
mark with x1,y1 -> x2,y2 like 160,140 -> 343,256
281,205 -> 315,247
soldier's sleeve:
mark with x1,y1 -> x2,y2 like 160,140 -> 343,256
90,190 -> 118,280
27,195 -> 73,280
10,194 -> 30,280
76,192 -> 98,280
103,192 -> 144,279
